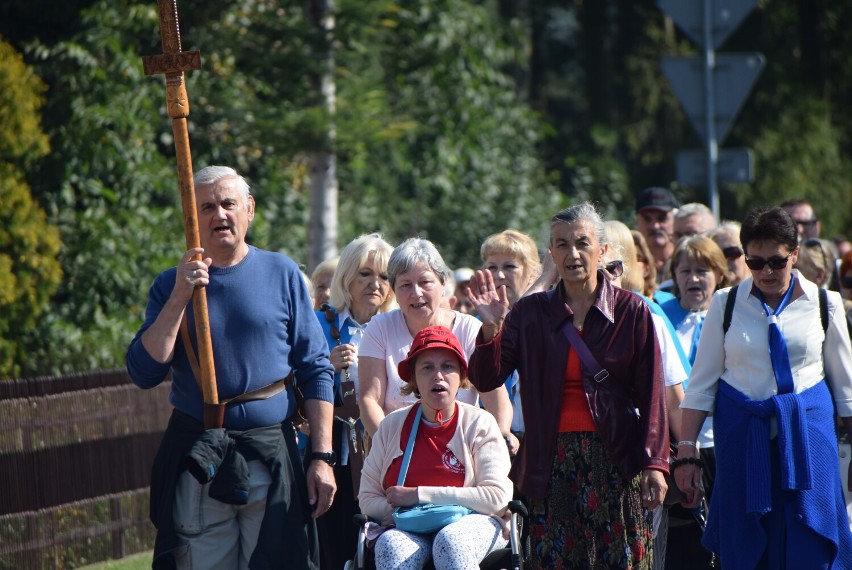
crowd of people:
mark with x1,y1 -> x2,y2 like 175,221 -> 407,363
126,166 -> 852,570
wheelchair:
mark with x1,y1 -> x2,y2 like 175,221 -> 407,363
344,499 -> 530,570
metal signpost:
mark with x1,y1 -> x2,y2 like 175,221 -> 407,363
658,0 -> 763,220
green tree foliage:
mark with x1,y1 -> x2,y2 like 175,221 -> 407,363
0,38 -> 61,377
15,3 -> 181,376
335,0 -> 561,267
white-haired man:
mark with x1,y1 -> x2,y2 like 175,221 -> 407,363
127,165 -> 335,569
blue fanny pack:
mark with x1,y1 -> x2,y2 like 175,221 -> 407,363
392,503 -> 473,533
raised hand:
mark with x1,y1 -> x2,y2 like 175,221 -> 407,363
466,270 -> 510,327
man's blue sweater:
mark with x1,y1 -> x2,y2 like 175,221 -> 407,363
126,246 -> 334,430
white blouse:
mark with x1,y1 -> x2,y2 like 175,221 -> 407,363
682,271 -> 852,416
358,309 -> 482,412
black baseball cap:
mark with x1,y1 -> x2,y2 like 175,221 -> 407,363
636,187 -> 679,213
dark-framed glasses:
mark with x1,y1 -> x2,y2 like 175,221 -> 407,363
794,218 -> 818,228
605,259 -> 624,278
722,246 -> 744,260
744,252 -> 792,271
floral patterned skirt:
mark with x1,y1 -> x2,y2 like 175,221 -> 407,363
529,431 -> 653,570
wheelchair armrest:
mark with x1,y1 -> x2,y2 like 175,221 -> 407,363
352,513 -> 369,526
508,499 -> 528,518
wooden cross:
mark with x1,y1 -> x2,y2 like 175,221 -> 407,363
142,0 -> 222,428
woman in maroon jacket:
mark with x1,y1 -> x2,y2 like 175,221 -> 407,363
468,202 -> 669,569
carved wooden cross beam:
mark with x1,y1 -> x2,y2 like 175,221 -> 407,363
141,0 -> 202,118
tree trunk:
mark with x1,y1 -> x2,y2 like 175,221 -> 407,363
307,0 -> 338,272
797,0 -> 828,98
579,0 -> 613,127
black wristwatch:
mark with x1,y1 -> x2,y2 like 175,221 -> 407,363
310,451 -> 337,467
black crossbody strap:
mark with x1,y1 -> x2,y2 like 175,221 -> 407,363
723,285 -> 739,335
819,287 -> 828,332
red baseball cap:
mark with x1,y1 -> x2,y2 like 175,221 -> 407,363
397,326 -> 468,382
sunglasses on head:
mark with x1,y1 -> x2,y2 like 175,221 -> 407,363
722,246 -> 744,260
744,252 -> 792,271
605,260 -> 624,278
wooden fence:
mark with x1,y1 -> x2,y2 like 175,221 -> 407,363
0,370 -> 172,569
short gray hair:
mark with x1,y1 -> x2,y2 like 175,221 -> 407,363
194,165 -> 252,205
388,238 -> 451,290
550,202 -> 605,244
674,202 -> 713,222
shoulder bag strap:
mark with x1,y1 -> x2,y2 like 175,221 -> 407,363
559,320 -> 610,383
723,284 -> 739,335
179,313 -> 203,390
819,287 -> 829,332
396,405 -> 422,486
321,303 -> 341,342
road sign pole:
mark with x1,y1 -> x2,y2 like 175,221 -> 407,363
703,0 -> 720,222
659,0 -> 762,215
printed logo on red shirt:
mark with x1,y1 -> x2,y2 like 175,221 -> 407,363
442,449 -> 464,474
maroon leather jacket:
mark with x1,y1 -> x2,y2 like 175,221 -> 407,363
469,275 -> 669,500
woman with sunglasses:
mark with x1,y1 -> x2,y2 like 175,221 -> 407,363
708,222 -> 749,286
603,221 -> 692,570
794,238 -> 836,289
468,202 -> 669,569
675,207 -> 852,569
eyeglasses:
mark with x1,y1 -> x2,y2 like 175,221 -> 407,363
605,260 -> 624,278
744,252 -> 793,271
722,246 -> 744,260
794,218 -> 818,228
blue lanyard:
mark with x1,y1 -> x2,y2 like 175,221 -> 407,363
688,314 -> 704,365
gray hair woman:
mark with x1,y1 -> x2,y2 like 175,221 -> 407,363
358,238 -> 513,443
468,202 -> 669,568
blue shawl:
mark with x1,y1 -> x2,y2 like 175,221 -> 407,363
705,380 -> 852,569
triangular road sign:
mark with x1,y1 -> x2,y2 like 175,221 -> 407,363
658,0 -> 758,50
676,148 -> 754,187
661,53 -> 765,145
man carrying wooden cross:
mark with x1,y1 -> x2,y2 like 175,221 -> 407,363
126,166 -> 336,569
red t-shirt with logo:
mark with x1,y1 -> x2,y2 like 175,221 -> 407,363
383,403 -> 466,489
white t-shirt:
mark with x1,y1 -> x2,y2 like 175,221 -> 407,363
359,309 -> 482,413
651,313 -> 689,388
671,309 -> 714,447
683,272 -> 852,416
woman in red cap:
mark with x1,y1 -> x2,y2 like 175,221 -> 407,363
358,325 -> 513,570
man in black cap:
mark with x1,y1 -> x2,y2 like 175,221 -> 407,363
635,187 -> 679,283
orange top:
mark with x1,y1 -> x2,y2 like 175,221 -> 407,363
558,329 -> 597,432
